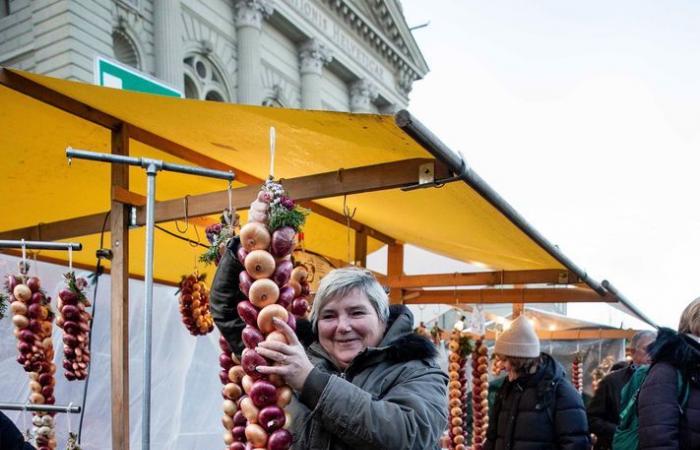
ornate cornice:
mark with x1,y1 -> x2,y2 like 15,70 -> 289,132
234,0 -> 274,29
299,38 -> 333,75
321,0 -> 426,95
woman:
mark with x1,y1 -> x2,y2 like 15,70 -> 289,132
210,238 -> 448,450
484,316 -> 589,450
638,298 -> 700,450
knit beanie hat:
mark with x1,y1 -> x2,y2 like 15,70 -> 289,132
495,316 -> 540,358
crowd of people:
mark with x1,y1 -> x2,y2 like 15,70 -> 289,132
2,236 -> 698,449
209,237 -> 700,450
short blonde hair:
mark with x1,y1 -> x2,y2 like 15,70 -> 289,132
678,297 -> 700,336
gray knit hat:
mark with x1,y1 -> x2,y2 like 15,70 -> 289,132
495,316 -> 540,358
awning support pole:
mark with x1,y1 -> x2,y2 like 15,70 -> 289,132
0,240 -> 82,251
65,148 -> 234,450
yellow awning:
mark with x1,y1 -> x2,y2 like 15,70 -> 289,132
0,69 -> 564,284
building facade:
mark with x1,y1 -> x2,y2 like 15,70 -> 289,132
0,0 -> 428,113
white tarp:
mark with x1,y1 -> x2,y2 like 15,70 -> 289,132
0,254 -> 225,450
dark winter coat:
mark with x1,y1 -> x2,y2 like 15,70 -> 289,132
484,353 -> 590,450
0,412 -> 35,450
210,240 -> 449,450
638,327 -> 700,450
586,363 -> 633,450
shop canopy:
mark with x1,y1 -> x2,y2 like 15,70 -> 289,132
0,68 -> 651,325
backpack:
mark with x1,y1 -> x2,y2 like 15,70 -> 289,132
612,364 -> 690,450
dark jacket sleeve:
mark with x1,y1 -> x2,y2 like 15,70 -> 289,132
209,237 -> 248,355
638,362 -> 681,450
586,374 -> 618,446
554,379 -> 591,450
0,412 -> 34,450
301,363 -> 448,450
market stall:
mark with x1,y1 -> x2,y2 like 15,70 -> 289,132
0,68 -> 653,450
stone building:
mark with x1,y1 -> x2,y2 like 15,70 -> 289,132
0,0 -> 428,113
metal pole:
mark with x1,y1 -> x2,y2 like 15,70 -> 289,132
602,280 -> 658,328
142,164 -> 157,450
0,403 -> 82,413
65,147 -> 235,450
395,109 -> 607,296
67,148 -> 234,181
0,240 -> 82,251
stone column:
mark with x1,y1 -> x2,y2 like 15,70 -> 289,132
234,0 -> 273,105
153,0 -> 184,92
299,39 -> 333,110
350,79 -> 379,113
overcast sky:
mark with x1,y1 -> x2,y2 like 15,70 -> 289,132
395,1 -> 700,329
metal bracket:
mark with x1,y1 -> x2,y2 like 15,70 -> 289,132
558,271 -> 570,284
418,162 -> 434,185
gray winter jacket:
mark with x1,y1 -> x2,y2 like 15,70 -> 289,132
210,239 -> 448,450
290,305 -> 449,450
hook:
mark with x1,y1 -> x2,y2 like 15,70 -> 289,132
342,195 -> 357,264
174,195 -> 190,233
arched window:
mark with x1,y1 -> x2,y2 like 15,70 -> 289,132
112,29 -> 140,69
183,54 -> 229,102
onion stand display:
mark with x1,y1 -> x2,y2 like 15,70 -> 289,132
572,353 -> 583,395
5,269 -> 58,450
471,337 -> 489,450
176,272 -> 214,336
228,180 -> 307,450
447,330 -> 474,450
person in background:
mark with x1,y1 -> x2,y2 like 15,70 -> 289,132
0,411 -> 36,450
484,315 -> 589,450
587,330 -> 656,450
638,298 -> 700,449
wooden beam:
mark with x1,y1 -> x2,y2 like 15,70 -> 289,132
485,329 -> 636,341
110,125 -> 130,450
384,269 -> 580,288
0,213 -> 109,241
387,243 -> 404,304
354,230 -> 367,267
1,159 -> 422,245
402,287 -> 611,305
131,159 -> 432,231
0,68 -> 398,246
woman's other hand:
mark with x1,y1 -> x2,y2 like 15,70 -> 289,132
256,317 -> 315,391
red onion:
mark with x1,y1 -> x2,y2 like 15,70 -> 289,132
271,260 -> 293,287
241,349 -> 267,379
233,410 -> 247,427
229,442 -> 246,450
220,353 -> 234,370
237,301 -> 259,327
291,298 -> 309,317
26,277 -> 41,293
249,380 -> 277,408
286,313 -> 296,331
237,246 -> 249,265
258,405 -> 286,432
232,425 -> 247,442
219,336 -> 232,354
277,286 -> 294,309
270,226 -> 296,258
242,326 -> 265,349
219,370 -> 230,385
268,429 -> 293,450
239,271 -> 253,297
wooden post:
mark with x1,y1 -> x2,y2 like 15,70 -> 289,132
387,243 -> 404,304
110,125 -> 130,450
354,229 -> 367,267
512,303 -> 524,318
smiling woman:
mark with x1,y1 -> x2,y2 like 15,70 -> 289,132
210,242 -> 449,450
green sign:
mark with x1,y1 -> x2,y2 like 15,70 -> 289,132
94,56 -> 182,97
